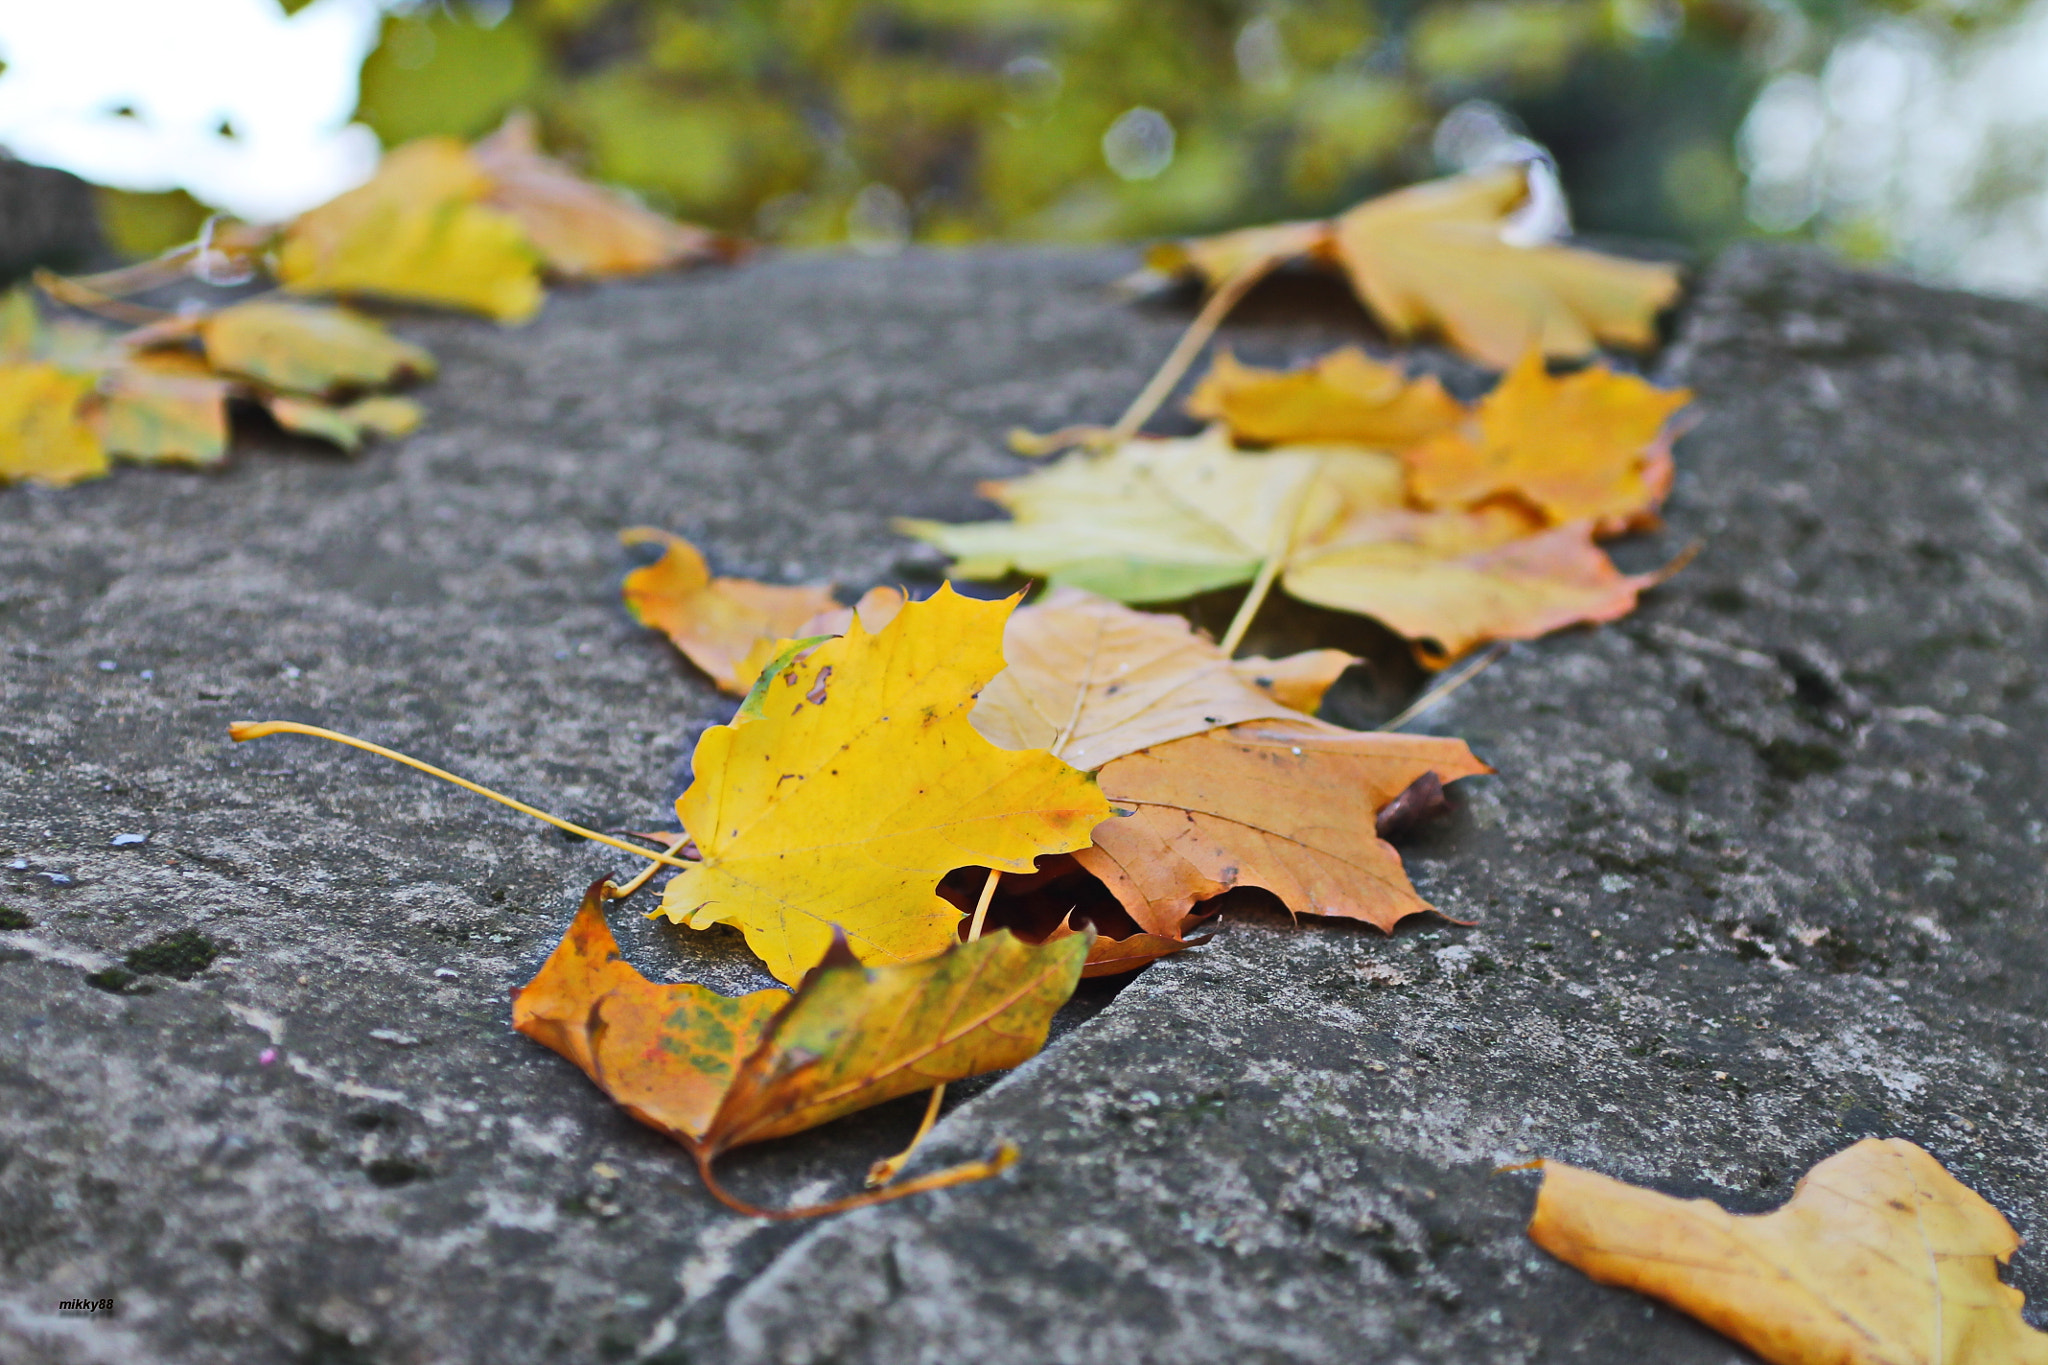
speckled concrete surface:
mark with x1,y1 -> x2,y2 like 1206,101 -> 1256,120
2,245 -> 2042,1364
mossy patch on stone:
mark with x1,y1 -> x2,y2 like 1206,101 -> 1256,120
124,928 -> 225,980
0,905 -> 32,931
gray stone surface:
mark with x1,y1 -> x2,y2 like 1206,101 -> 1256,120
2,243 -> 2044,1364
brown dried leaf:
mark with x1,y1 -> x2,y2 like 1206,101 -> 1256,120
1077,718 -> 1492,933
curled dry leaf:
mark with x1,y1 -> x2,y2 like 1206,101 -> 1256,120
514,881 -> 1085,1217
1529,1139 -> 2048,1365
1186,347 -> 1464,451
1078,719 -> 1492,934
621,528 -> 840,694
198,300 -> 436,397
473,112 -> 737,279
971,586 -> 1355,771
1151,164 -> 1683,369
659,586 -> 1112,985
1403,352 -> 1691,531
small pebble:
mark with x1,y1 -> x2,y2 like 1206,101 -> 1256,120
139,669 -> 155,681
259,1047 -> 278,1066
35,872 -> 72,886
6,858 -> 25,870
97,660 -> 116,672
433,967 -> 459,979
369,1029 -> 420,1047
110,832 -> 149,847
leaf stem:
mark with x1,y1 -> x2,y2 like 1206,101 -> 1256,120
700,1142 -> 1018,1221
1381,644 -> 1508,731
1218,458 -> 1323,658
607,832 -> 696,901
228,720 -> 698,871
1099,254 -> 1276,451
869,865 -> 1005,1187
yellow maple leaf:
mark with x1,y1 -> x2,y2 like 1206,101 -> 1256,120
1332,165 -> 1682,368
1530,1139 -> 2048,1365
276,137 -> 544,324
1153,165 -> 1682,369
1186,347 -> 1465,450
1404,352 -> 1691,530
0,363 -> 107,486
658,585 -> 1112,985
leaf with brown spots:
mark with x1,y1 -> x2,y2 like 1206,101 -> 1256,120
657,586 -> 1112,985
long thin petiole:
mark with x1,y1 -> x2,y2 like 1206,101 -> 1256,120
228,721 -> 697,871
706,1142 -> 1018,1220
1101,255 -> 1276,450
1218,459 -> 1323,658
607,832 -> 695,901
1381,644 -> 1509,731
869,865 -> 1006,1187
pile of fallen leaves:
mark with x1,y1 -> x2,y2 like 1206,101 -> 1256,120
1,113 -> 731,487
226,159 -> 2048,1364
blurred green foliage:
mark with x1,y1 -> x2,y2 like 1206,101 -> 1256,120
345,0 -> 1810,249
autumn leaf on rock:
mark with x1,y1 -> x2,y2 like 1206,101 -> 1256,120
276,137 -> 546,323
1403,352 -> 1691,531
659,586 -> 1112,985
1077,719 -> 1491,934
514,881 -> 1085,1215
0,363 -> 106,486
971,586 -> 1354,770
474,112 -> 737,279
1529,1139 -> 2048,1365
1230,649 -> 1356,714
92,354 -> 231,467
898,428 -> 1364,604
198,300 -> 436,397
1186,348 -> 1464,450
1285,509 -> 1656,666
266,394 -> 424,451
621,528 -> 842,694
1151,165 -> 1682,369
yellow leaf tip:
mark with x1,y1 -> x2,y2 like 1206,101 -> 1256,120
227,721 -> 274,742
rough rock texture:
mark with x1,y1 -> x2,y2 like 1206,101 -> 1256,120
2,244 -> 2044,1365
